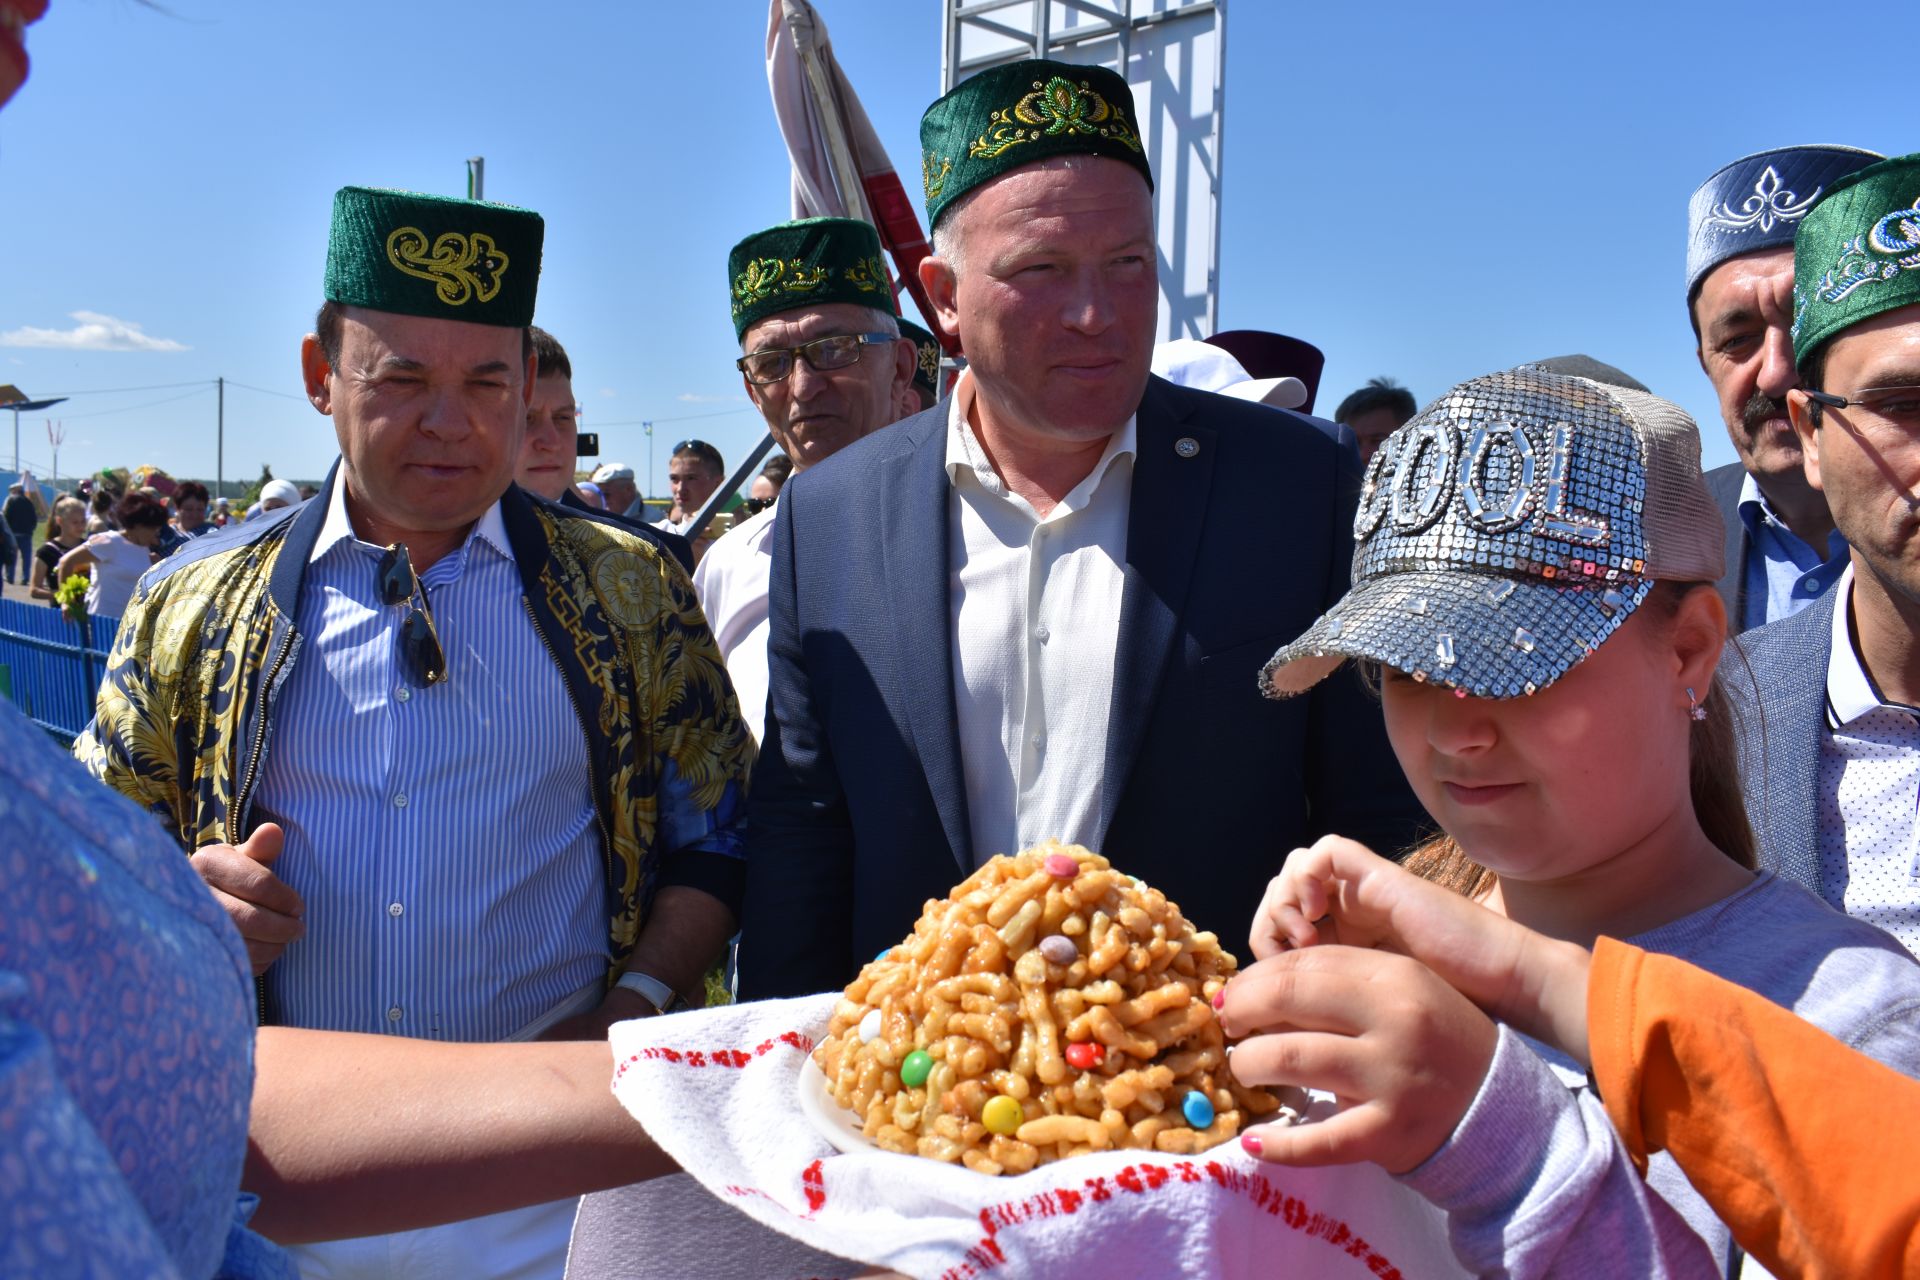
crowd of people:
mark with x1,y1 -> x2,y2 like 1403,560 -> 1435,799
6,468 -> 322,619
5,31 -> 1920,1280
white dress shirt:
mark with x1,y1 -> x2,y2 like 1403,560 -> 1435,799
1819,564 -> 1920,955
258,479 -> 598,1280
691,501 -> 778,743
945,371 -> 1135,864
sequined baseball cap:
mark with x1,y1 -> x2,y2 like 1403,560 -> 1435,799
1260,364 -> 1724,701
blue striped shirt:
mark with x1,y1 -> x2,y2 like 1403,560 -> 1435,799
253,483 -> 606,1041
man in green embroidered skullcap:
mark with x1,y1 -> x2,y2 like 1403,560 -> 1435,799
727,215 -> 915,468
897,316 -> 943,413
739,60 -> 1424,999
1731,152 -> 1920,954
695,216 -> 914,744
77,185 -> 755,1278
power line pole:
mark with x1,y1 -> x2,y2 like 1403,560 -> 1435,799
467,157 -> 485,201
8,392 -> 66,474
47,419 -> 65,488
216,376 -> 225,500
643,420 -> 654,502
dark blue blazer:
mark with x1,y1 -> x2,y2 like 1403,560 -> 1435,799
738,375 -> 1430,998
1727,586 -> 1834,896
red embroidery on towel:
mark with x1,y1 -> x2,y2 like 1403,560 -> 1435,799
933,1162 -> 1406,1280
802,1159 -> 828,1213
611,1029 -> 815,1083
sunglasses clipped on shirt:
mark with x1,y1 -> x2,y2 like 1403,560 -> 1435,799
378,542 -> 448,687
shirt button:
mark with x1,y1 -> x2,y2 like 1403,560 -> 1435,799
1031,735 -> 1044,751
386,1006 -> 403,1023
393,793 -> 409,809
396,686 -> 412,703
388,902 -> 404,918
1036,626 -> 1051,644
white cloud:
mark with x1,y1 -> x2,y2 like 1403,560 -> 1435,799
598,387 -> 618,399
0,311 -> 190,353
676,391 -> 744,404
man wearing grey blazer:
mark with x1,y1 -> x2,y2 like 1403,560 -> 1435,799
1730,151 -> 1920,956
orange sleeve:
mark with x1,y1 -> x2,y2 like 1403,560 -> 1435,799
1589,936 -> 1920,1280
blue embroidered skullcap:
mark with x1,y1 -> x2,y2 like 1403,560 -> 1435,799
1685,145 -> 1883,297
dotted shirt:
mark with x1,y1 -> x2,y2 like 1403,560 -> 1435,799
1819,566 -> 1920,955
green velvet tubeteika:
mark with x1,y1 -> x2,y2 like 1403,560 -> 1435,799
325,186 -> 543,328
918,58 -> 1152,229
728,217 -> 890,339
1793,153 -> 1920,368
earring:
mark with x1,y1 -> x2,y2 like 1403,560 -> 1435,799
1687,686 -> 1707,722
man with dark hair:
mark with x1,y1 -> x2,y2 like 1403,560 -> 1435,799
3,476 -> 41,582
746,455 -> 788,508
1732,151 -> 1920,957
739,61 -> 1424,999
518,327 -> 692,571
1685,145 -> 1881,631
77,185 -> 752,1278
655,438 -> 725,535
516,326 -> 582,504
1332,377 -> 1417,464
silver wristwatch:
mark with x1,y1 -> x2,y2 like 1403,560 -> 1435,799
615,970 -> 688,1015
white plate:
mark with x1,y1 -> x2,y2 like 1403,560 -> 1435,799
796,1055 -> 884,1156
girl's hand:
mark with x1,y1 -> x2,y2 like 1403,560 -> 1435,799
1220,945 -> 1497,1174
1245,834 -> 1596,1066
1250,835 -> 1409,959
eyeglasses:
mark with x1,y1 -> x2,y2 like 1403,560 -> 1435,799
735,332 -> 897,385
1803,385 -> 1920,452
738,496 -> 774,516
378,543 -> 447,687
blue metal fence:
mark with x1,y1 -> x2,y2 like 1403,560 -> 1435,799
0,599 -> 118,743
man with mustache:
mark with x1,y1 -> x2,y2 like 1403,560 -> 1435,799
1688,145 -> 1882,630
738,60 -> 1425,998
1734,151 -> 1920,955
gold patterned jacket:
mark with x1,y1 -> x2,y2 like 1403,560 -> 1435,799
74,472 -> 755,977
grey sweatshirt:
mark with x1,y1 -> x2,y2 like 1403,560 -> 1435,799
1398,872 -> 1920,1278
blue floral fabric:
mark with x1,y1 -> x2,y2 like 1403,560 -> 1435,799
0,696 -> 293,1279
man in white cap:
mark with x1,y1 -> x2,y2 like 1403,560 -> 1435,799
1686,144 -> 1882,630
590,462 -> 639,518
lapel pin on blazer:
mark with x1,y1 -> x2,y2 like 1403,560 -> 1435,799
1174,437 -> 1200,458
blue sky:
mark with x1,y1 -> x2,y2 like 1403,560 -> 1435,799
0,0 -> 1912,493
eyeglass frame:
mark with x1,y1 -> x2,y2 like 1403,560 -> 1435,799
377,542 -> 448,687
734,332 -> 898,386
1801,385 -> 1920,446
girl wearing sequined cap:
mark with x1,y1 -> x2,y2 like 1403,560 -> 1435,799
1227,364 -> 1920,1276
